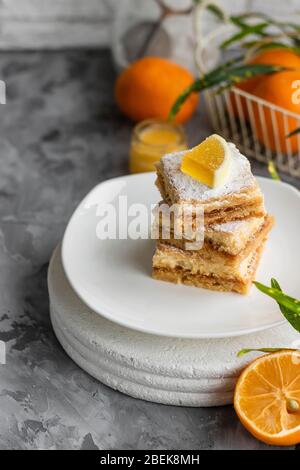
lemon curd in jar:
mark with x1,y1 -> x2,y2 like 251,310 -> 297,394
129,119 -> 188,173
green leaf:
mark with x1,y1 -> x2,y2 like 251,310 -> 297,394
238,279 -> 300,359
221,22 -> 269,49
230,16 -> 248,29
207,4 -> 226,21
230,12 -> 300,34
270,279 -> 300,333
230,12 -> 270,22
286,127 -> 300,139
237,348 -> 290,358
268,161 -> 281,181
254,280 -> 300,333
223,12 -> 300,54
168,62 -> 285,121
243,41 -> 300,55
168,81 -> 201,122
254,281 -> 300,313
271,278 -> 281,290
192,1 -> 226,20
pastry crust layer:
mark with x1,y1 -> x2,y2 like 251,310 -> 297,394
152,242 -> 265,295
156,215 -> 274,262
155,170 -> 265,225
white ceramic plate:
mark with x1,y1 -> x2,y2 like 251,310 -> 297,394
62,173 -> 300,339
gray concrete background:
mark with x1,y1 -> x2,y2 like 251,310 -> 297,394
0,0 -> 298,49
0,48 -> 299,450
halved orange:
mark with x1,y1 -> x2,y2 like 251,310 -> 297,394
234,350 -> 300,446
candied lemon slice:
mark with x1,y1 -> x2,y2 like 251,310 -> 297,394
181,134 -> 232,188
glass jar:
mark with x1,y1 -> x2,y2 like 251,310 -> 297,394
130,119 -> 188,173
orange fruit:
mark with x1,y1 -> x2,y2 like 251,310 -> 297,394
230,48 -> 300,120
252,71 -> 300,154
115,57 -> 198,124
238,48 -> 300,94
234,350 -> 300,446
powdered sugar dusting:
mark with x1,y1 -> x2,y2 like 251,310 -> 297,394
210,216 -> 264,234
161,143 -> 255,202
211,219 -> 248,234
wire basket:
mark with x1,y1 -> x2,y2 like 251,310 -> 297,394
193,1 -> 300,178
204,86 -> 300,178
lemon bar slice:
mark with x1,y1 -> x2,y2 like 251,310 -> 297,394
155,143 -> 265,226
152,240 -> 267,295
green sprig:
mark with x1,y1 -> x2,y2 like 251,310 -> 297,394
237,278 -> 300,358
168,63 -> 284,121
192,1 -> 225,21
243,41 -> 300,55
221,22 -> 269,49
221,12 -> 300,50
253,279 -> 300,333
286,127 -> 300,138
237,348 -> 290,358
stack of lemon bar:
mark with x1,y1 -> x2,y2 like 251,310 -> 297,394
152,139 -> 274,294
